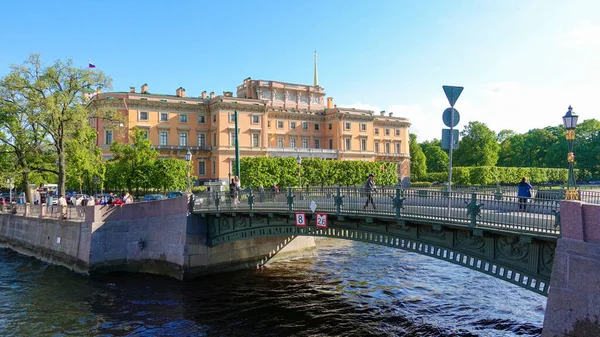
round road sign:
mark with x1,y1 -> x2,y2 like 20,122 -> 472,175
442,108 -> 460,128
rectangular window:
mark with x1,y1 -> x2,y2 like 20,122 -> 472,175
229,113 -> 236,123
252,115 -> 260,124
159,131 -> 168,146
277,120 -> 283,129
290,138 -> 296,148
385,128 -> 390,136
290,121 -> 296,130
179,114 -> 188,123
314,139 -> 320,149
375,142 -> 379,153
252,134 -> 260,147
345,138 -> 351,150
277,137 -> 284,148
213,114 -> 216,123
385,143 -> 390,153
314,123 -> 320,131
230,132 -> 236,146
212,132 -> 216,147
139,111 -> 148,121
395,129 -> 400,136
328,123 -> 332,130
345,122 -> 351,130
198,161 -> 206,175
375,128 -> 379,135
212,160 -> 215,175
198,134 -> 206,147
160,113 -> 168,122
105,130 -> 113,145
198,115 -> 205,124
268,120 -> 271,128
361,139 -> 367,151
302,138 -> 309,148
328,139 -> 333,149
360,123 -> 367,132
395,143 -> 400,153
302,122 -> 308,130
179,132 -> 188,146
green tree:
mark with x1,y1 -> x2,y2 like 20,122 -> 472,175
0,54 -> 111,198
498,133 -> 527,167
151,158 -> 189,192
109,127 -> 158,195
454,121 -> 500,166
409,133 -> 427,181
420,139 -> 448,173
65,127 -> 103,193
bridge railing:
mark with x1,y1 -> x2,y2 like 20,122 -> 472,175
193,187 -> 561,235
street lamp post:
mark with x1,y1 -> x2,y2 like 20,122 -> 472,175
185,148 -> 192,193
296,155 -> 302,188
6,178 -> 14,204
562,105 -> 579,200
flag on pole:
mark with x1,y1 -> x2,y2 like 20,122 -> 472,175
88,59 -> 96,68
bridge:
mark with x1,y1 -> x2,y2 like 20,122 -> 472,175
193,186 -> 571,296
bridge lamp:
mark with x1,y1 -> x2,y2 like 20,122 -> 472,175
562,106 -> 579,200
296,155 -> 302,188
186,148 -> 192,193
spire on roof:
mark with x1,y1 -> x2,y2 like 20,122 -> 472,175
314,50 -> 319,87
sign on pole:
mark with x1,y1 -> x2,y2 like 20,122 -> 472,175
441,129 -> 459,150
442,108 -> 460,128
442,86 -> 464,107
295,213 -> 306,226
316,213 -> 328,228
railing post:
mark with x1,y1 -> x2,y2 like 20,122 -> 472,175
41,204 -> 47,218
465,191 -> 484,227
287,188 -> 295,212
247,188 -> 254,212
334,187 -> 344,216
214,191 -> 220,211
393,188 -> 406,220
24,203 -> 30,216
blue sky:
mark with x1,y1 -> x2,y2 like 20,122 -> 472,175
1,0 -> 598,141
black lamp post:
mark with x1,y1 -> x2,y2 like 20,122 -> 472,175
185,148 -> 192,193
562,105 -> 579,200
296,155 -> 302,188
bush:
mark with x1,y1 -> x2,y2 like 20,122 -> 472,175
410,182 -> 433,187
427,167 -> 570,185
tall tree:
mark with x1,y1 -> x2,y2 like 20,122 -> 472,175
109,127 -> 158,196
453,121 -> 500,166
0,71 -> 50,202
409,133 -> 427,181
2,54 -> 111,198
420,139 -> 448,173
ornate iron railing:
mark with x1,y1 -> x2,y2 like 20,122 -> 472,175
193,187 -> 561,236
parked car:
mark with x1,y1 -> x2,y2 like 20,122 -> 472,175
142,194 -> 167,201
168,191 -> 185,199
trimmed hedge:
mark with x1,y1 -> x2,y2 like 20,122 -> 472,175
426,166 -> 570,185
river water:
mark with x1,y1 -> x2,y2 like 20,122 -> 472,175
0,239 -> 546,337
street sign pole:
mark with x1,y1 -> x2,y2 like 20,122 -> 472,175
442,85 -> 464,218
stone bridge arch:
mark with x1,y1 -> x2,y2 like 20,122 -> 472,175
203,213 -> 556,296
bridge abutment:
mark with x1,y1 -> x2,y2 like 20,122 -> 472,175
0,196 -> 316,280
543,201 -> 600,336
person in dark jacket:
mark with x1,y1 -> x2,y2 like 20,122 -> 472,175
364,173 -> 376,210
517,177 -> 533,211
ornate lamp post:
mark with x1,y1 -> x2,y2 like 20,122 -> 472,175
296,155 -> 302,188
562,105 -> 579,200
185,148 -> 192,193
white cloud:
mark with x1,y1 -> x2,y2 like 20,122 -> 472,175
558,20 -> 600,51
342,79 -> 600,143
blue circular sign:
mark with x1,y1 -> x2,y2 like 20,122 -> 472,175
442,108 -> 460,127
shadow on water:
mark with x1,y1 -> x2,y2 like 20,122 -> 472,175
0,239 -> 545,337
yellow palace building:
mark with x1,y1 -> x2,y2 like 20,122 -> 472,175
87,56 -> 411,184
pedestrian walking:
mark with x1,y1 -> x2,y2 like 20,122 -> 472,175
517,177 -> 533,211
364,173 -> 376,210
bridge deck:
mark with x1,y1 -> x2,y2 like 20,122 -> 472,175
193,187 -> 560,237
